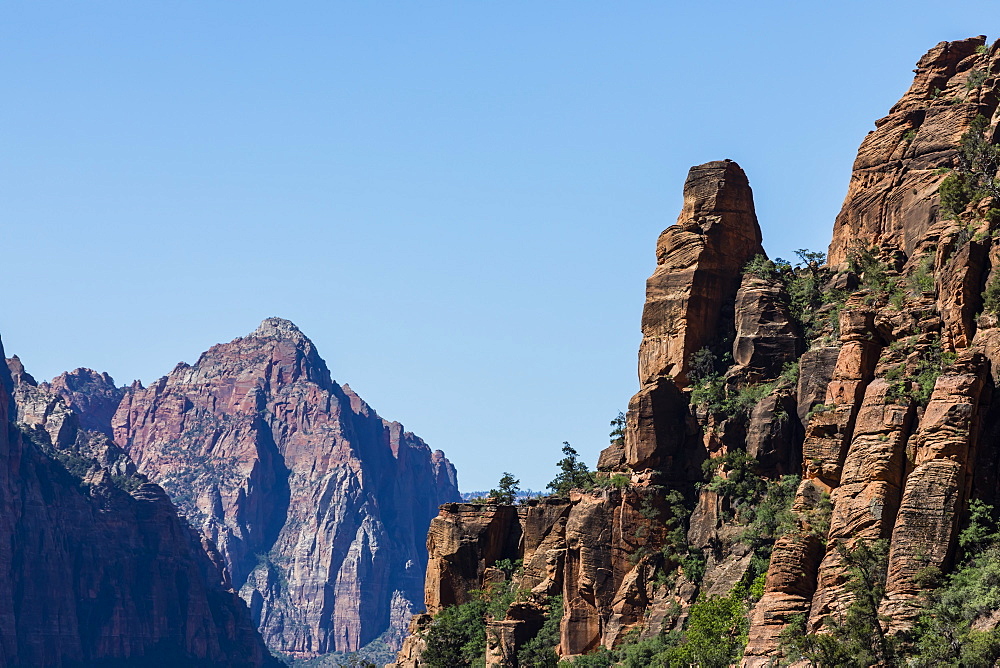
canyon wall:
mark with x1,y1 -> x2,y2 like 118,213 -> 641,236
0,341 -> 276,667
394,35 -> 1000,667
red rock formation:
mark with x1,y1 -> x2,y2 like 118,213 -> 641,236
828,36 -> 997,267
393,481 -> 674,667
795,346 -> 840,426
49,368 -> 124,436
732,274 -> 803,380
801,306 -> 881,487
637,160 -> 764,389
806,378 -> 914,630
625,159 -> 764,477
112,317 -> 460,656
398,36 -> 1000,667
743,532 -> 823,667
423,503 -> 524,614
881,352 -> 990,629
0,342 -> 276,667
746,37 -> 1000,663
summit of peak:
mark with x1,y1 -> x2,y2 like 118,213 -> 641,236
251,317 -> 306,340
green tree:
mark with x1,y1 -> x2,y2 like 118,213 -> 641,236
547,442 -> 594,495
782,539 -> 897,667
772,248 -> 841,340
609,412 -> 625,448
743,254 -> 778,279
939,114 -> 1000,218
794,248 -> 827,270
422,599 -> 487,667
688,346 -> 719,384
516,596 -> 563,668
489,472 -> 520,505
983,270 -> 1000,318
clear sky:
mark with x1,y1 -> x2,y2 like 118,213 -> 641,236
4,2 -> 1000,491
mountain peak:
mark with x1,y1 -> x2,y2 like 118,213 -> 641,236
251,317 -> 305,340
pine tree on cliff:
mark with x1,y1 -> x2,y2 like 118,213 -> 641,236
547,442 -> 594,496
489,472 -> 520,504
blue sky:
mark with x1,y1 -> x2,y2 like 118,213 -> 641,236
4,2 -> 1000,491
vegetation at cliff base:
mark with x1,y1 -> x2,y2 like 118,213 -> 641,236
778,505 -> 1000,668
516,596 -> 563,668
781,539 -> 895,667
983,268 -> 1000,319
422,598 -> 489,667
902,500 -> 1000,667
421,563 -> 559,668
559,574 -> 765,668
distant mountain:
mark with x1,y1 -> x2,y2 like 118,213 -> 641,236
460,489 -> 545,501
109,318 -> 460,658
1,343 -> 276,667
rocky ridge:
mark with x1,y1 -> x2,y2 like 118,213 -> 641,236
0,342 -> 276,667
112,317 -> 460,658
393,36 -> 1000,667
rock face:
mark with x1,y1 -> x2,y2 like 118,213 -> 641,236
395,35 -> 1000,668
391,479 -> 675,668
49,368 -> 125,436
112,317 -> 460,656
393,160 -> 770,667
732,274 -> 803,380
828,35 -> 994,266
624,159 -> 765,481
745,36 -> 1000,663
0,343 -> 276,667
637,160 -> 764,388
881,352 -> 990,628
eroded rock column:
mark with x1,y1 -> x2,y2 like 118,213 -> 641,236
881,352 -> 990,629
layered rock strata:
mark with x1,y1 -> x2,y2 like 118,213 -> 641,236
828,35 -> 997,266
398,35 -> 1000,668
393,159 -> 774,667
637,159 -> 764,389
392,480 -> 674,667
880,352 -> 990,628
622,160 -> 765,482
746,36 -> 1000,663
0,344 -> 276,667
112,318 -> 460,656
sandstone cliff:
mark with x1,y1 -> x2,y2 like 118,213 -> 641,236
394,35 -> 1000,668
0,343 -> 277,667
111,317 -> 460,658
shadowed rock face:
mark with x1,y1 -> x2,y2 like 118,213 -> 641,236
0,344 -> 276,668
112,318 -> 460,656
732,274 -> 803,380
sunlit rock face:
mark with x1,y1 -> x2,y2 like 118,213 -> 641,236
112,317 -> 460,656
395,35 -> 1000,668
